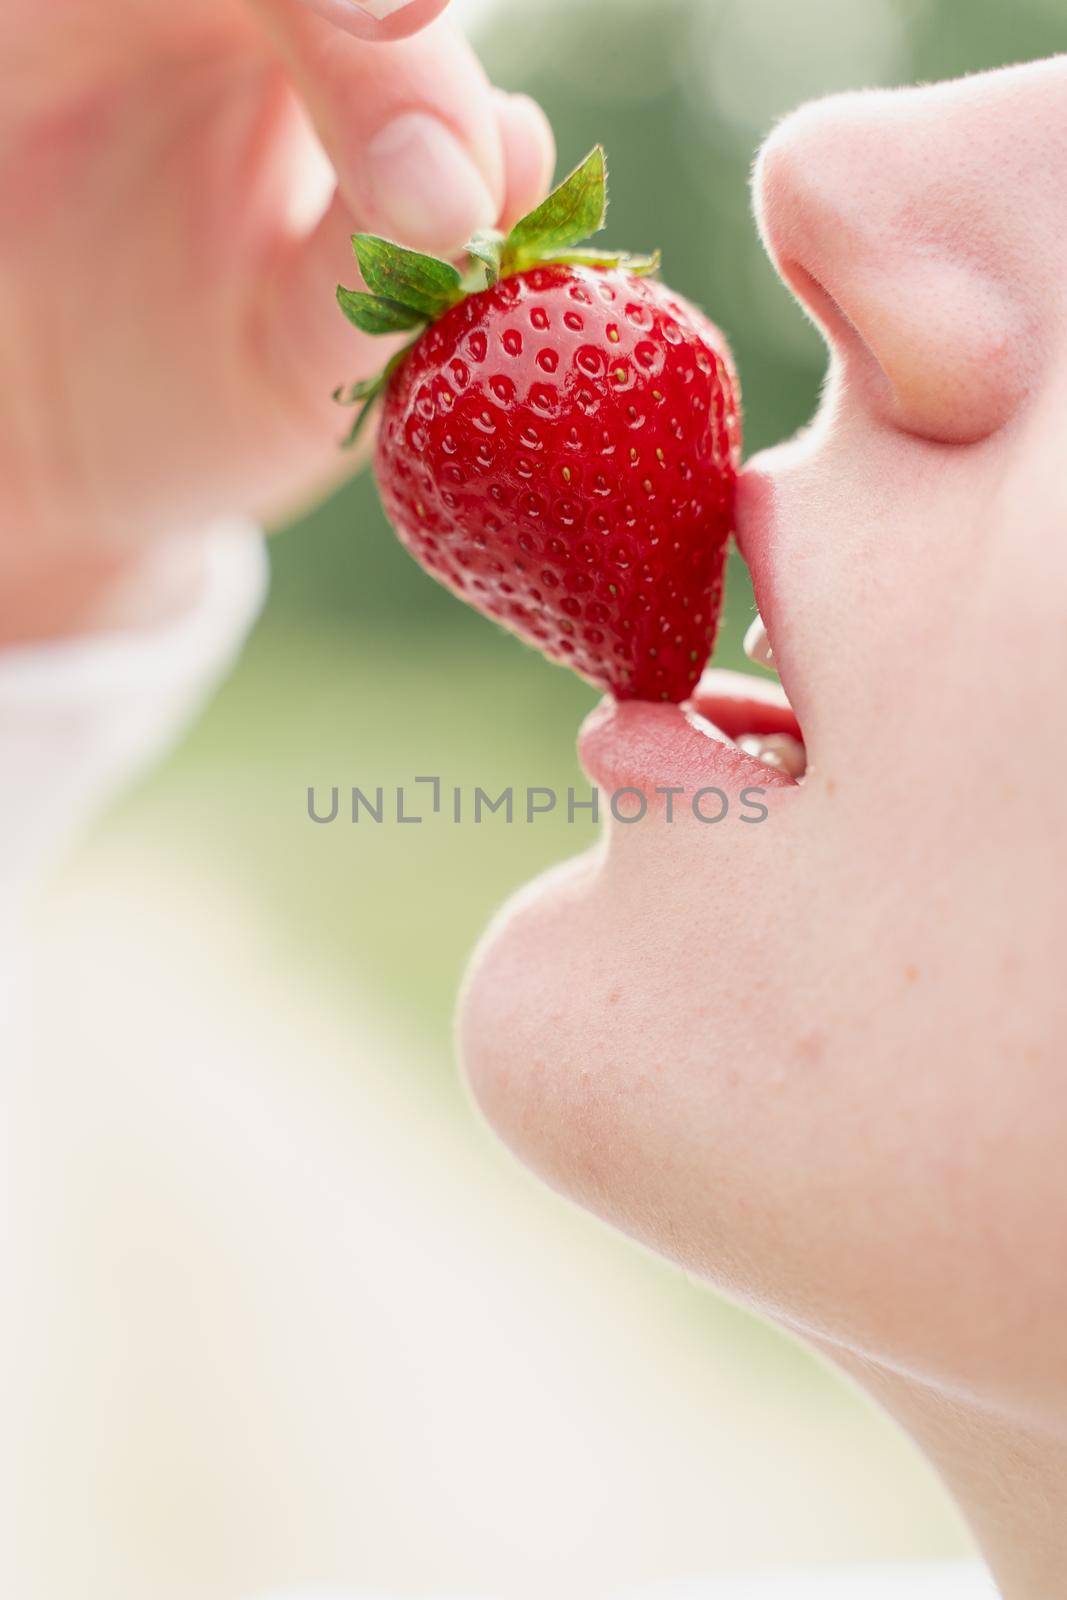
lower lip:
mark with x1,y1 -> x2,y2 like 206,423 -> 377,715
578,669 -> 802,800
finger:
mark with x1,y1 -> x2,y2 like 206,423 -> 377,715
254,187 -> 391,448
493,89 -> 556,231
258,89 -> 557,444
257,90 -> 556,422
294,0 -> 452,43
250,3 -> 505,255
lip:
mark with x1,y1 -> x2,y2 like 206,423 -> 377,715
578,669 -> 802,800
733,437 -> 830,753
733,451 -> 797,686
579,452 -> 810,803
734,463 -> 779,620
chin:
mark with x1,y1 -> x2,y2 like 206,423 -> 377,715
457,810 -> 983,1392
457,847 -> 607,1175
455,813 -> 788,1269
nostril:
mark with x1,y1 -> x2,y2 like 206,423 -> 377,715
778,252 -> 1034,447
780,259 -> 884,370
754,97 -> 1040,447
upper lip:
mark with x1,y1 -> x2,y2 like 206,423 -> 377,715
734,438 -> 826,750
733,454 -> 792,687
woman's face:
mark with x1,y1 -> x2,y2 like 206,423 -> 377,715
460,57 -> 1067,1425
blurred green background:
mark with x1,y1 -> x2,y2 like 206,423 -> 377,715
88,0 -> 1063,1588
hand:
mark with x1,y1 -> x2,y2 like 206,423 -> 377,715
0,0 -> 554,641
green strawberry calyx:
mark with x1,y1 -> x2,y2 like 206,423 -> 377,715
333,145 -> 660,448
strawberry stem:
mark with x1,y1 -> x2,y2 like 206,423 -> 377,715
334,145 -> 658,448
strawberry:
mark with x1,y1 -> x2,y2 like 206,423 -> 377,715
336,148 -> 740,703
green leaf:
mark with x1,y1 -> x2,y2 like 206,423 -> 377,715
351,234 -> 463,319
537,247 -> 661,277
505,146 -> 607,263
336,286 -> 426,336
465,229 -> 505,288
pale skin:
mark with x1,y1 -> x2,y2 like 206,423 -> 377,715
0,0 -> 554,641
461,56 -> 1067,1599
6,10 -> 1066,1594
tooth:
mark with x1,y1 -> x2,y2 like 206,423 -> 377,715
737,732 -> 807,780
743,614 -> 774,670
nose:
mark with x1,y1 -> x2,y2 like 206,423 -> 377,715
753,64 -> 1066,445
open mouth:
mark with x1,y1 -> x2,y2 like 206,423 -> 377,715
577,658 -> 806,802
729,451 -> 819,782
578,458 -> 810,800
689,646 -> 807,781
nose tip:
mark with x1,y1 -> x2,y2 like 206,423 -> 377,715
754,92 -> 1035,446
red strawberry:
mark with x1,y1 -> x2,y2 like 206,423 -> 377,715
336,148 -> 740,703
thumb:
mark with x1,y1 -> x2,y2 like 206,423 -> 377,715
252,2 -> 504,253
243,7 -> 552,456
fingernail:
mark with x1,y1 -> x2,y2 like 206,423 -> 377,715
366,113 -> 498,257
743,614 -> 775,670
352,0 -> 417,17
